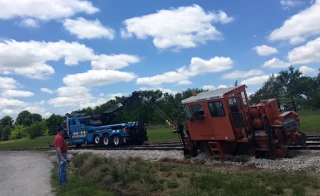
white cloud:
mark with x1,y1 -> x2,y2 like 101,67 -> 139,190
48,86 -> 95,108
139,87 -> 177,95
14,64 -> 55,79
0,98 -> 26,109
289,36 -> 306,45
79,93 -> 125,109
137,56 -> 233,86
178,80 -> 192,85
288,37 -> 320,64
222,69 -> 264,79
91,54 -> 140,70
0,98 -> 52,118
1,90 -> 34,98
263,58 -> 290,68
0,77 -> 19,90
240,74 -> 277,85
246,92 -> 254,97
0,39 -> 93,79
269,0 -> 320,44
18,18 -> 39,28
120,4 -> 233,50
63,17 -> 115,39
280,0 -> 304,9
63,69 -> 137,87
0,39 -> 139,79
252,45 -> 278,56
299,65 -> 317,75
202,85 -> 216,90
56,86 -> 91,97
40,88 -> 54,94
2,109 -> 19,116
202,84 -> 230,90
48,86 -> 125,108
0,0 -> 99,22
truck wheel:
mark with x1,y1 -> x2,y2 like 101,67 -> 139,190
94,135 -> 101,145
102,135 -> 110,146
112,135 -> 121,146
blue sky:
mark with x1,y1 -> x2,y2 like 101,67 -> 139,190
0,0 -> 319,119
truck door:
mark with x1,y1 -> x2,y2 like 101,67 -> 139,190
184,103 -> 212,140
207,100 -> 235,140
227,97 -> 249,138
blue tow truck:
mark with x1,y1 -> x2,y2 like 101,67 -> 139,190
63,91 -> 148,147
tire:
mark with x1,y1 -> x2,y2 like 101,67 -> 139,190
102,135 -> 110,146
94,135 -> 101,145
112,135 -> 121,146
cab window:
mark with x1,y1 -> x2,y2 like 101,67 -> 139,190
191,104 -> 205,120
208,101 -> 225,117
184,105 -> 193,119
191,104 -> 204,116
241,91 -> 248,106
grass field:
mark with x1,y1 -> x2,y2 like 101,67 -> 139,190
0,126 -> 176,149
58,152 -> 320,196
0,111 -> 319,149
298,110 -> 320,133
0,135 -> 54,149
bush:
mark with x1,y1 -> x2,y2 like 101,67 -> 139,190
9,125 -> 27,140
1,125 -> 12,141
26,121 -> 47,139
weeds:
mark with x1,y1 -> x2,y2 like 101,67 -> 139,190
65,152 -> 320,196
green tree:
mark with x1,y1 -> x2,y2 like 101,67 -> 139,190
26,121 -> 47,139
2,125 -> 12,141
9,125 -> 27,140
15,111 -> 43,126
46,114 -> 65,135
0,116 -> 14,127
15,110 -> 33,126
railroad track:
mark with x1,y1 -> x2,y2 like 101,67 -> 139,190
2,134 -> 320,152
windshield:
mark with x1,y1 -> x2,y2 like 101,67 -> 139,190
184,105 -> 193,119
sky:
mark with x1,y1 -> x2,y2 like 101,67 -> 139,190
0,0 -> 319,119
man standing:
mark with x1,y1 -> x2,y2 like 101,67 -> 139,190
54,126 -> 68,186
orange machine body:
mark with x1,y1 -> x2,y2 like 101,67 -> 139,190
180,85 -> 307,160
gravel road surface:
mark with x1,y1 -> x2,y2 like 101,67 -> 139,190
0,151 -> 53,196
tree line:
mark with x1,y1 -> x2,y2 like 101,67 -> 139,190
0,66 -> 319,141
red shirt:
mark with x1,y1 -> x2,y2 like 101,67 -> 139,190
54,134 -> 67,153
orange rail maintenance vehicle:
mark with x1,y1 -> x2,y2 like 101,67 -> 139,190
177,85 -> 307,160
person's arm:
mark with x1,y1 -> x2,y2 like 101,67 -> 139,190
56,147 -> 65,162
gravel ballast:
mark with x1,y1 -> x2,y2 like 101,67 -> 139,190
71,149 -> 320,173
70,149 -> 184,161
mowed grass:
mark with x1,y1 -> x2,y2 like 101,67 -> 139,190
0,135 -> 54,149
299,111 -> 320,133
147,124 -> 179,142
0,125 -> 178,149
65,152 -> 320,196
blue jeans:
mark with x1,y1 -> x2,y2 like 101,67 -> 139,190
56,152 -> 67,186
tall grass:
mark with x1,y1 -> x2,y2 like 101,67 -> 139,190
67,152 -> 320,196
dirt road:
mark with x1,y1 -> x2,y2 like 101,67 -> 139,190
0,151 -> 53,196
